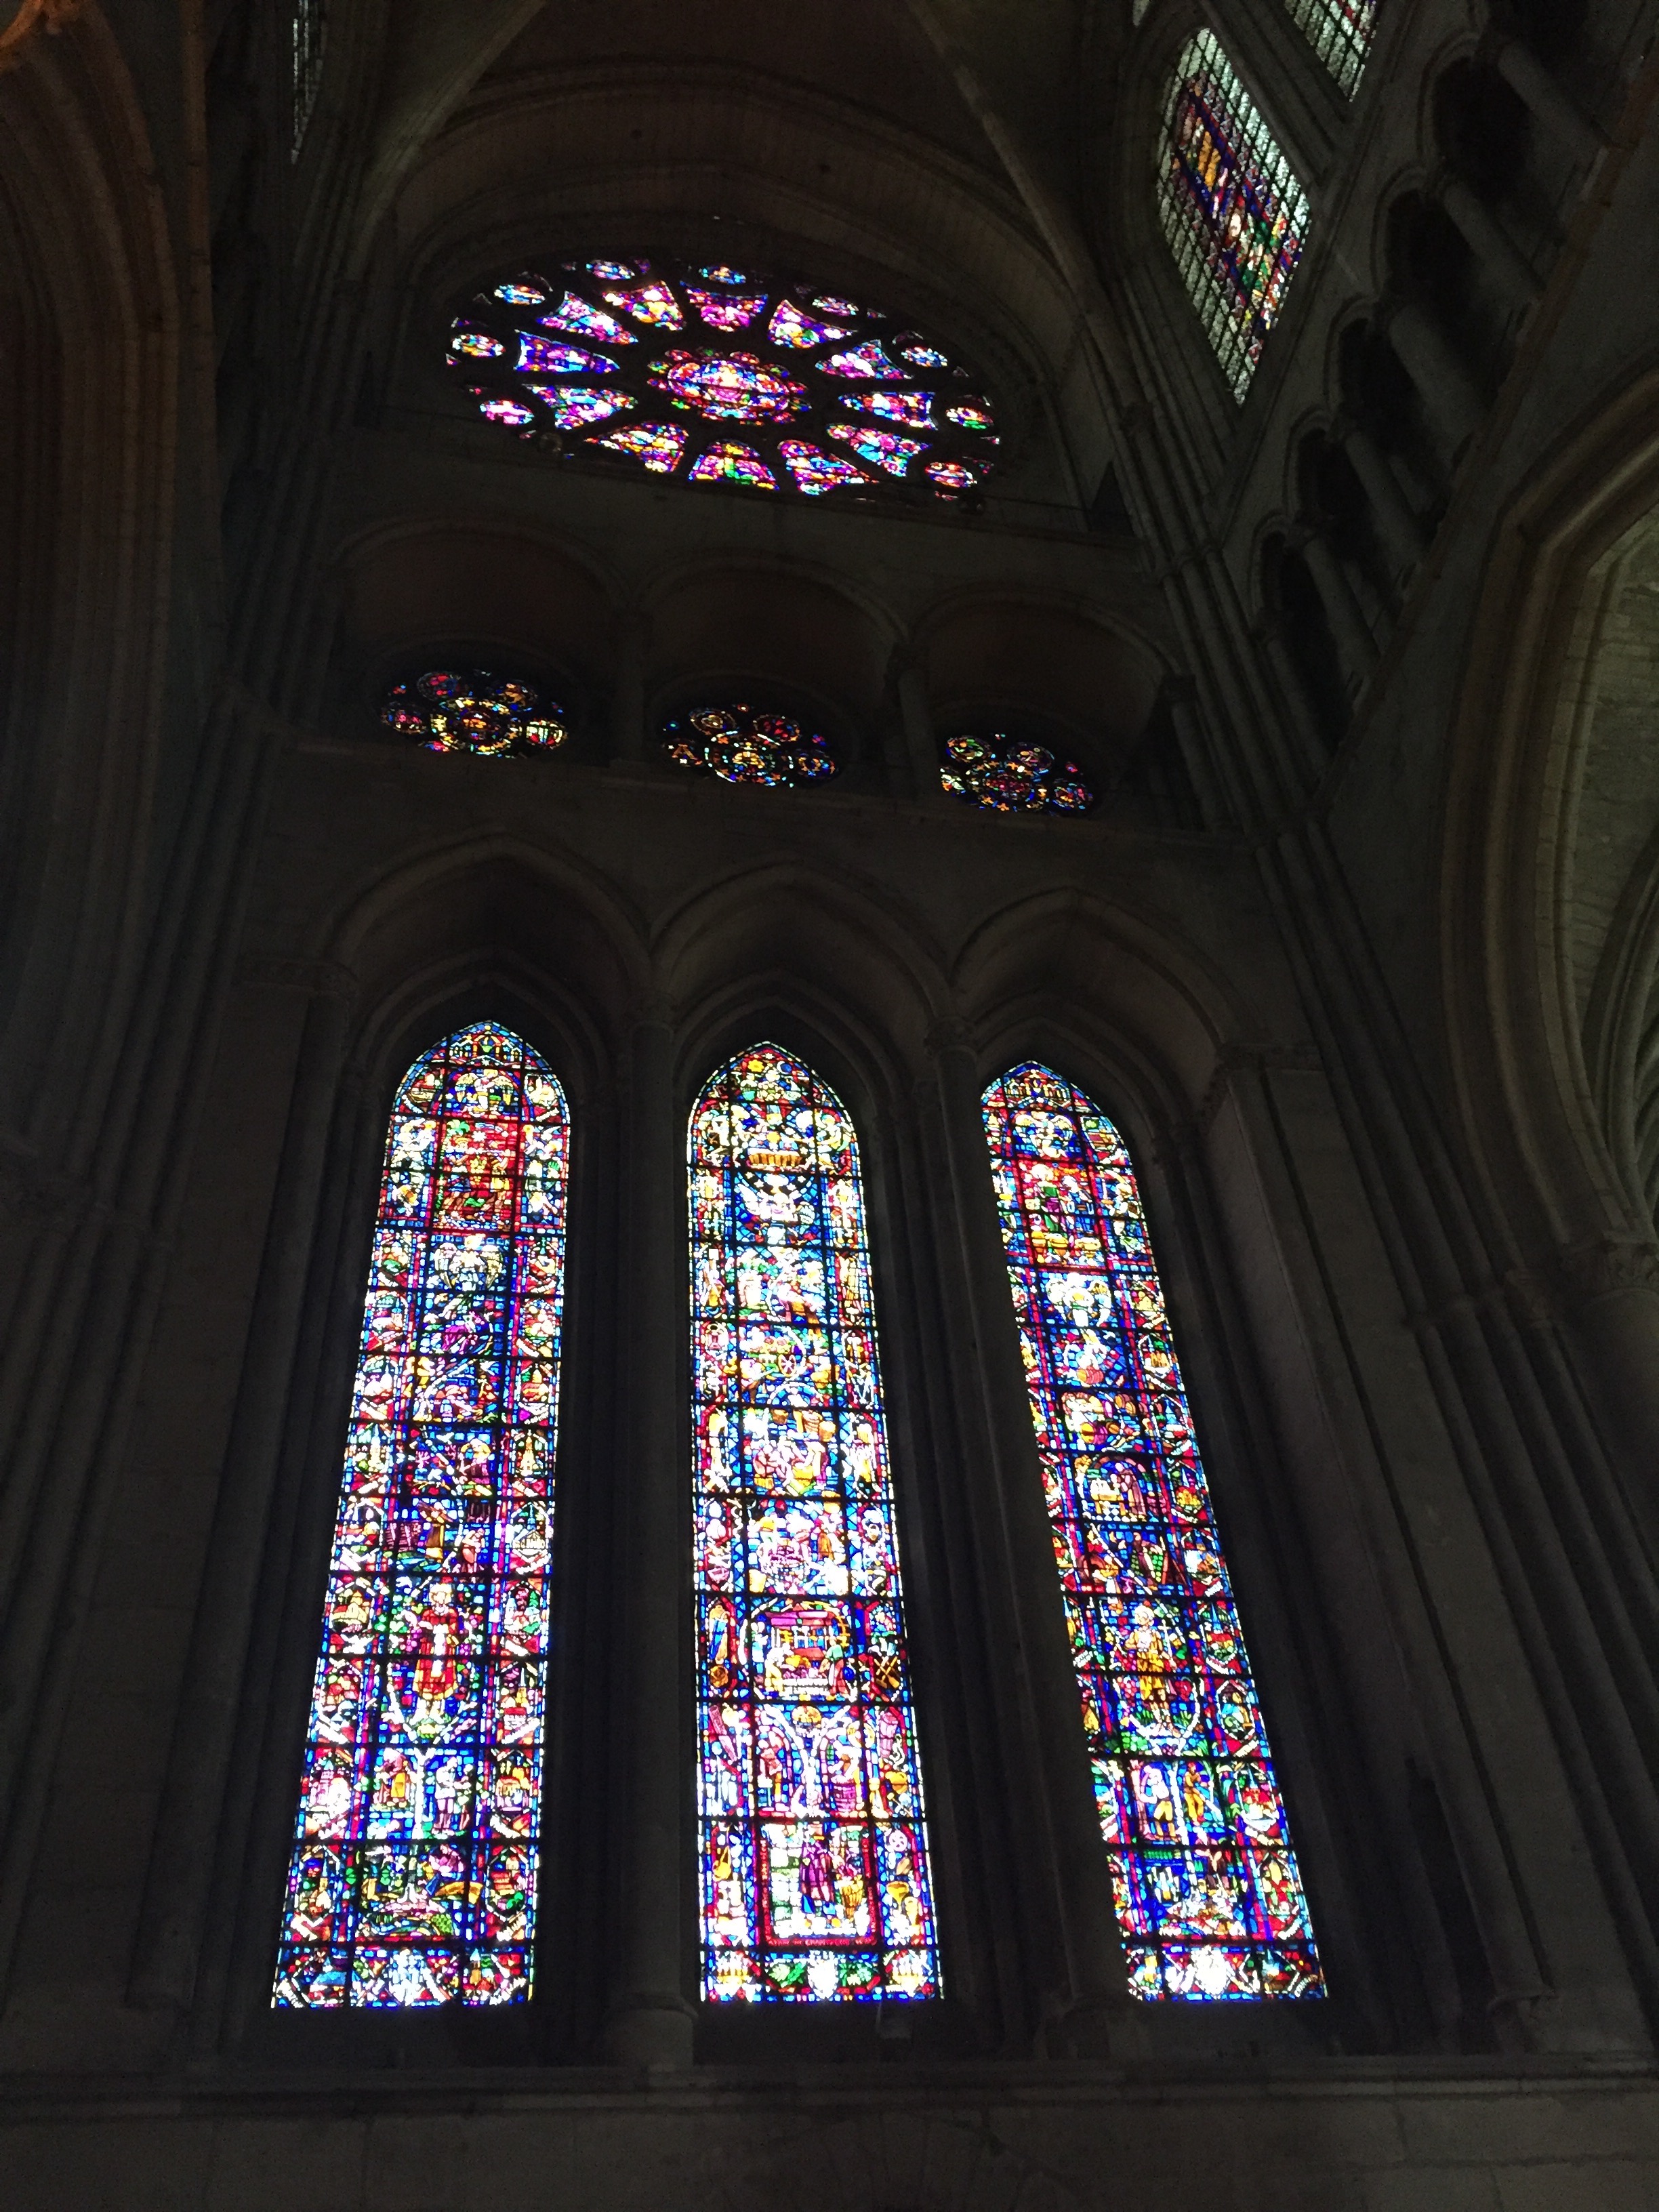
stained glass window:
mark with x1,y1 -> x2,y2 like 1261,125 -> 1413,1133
383,671 -> 567,758
940,733 -> 1094,815
273,1023 -> 569,2009
691,1045 -> 941,2003
664,705 -> 837,790
981,1064 -> 1323,2002
1282,0 -> 1378,97
291,0 -> 326,157
1158,33 -> 1310,401
451,259 -> 997,505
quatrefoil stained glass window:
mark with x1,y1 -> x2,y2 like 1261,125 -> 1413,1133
664,705 -> 837,790
384,672 -> 567,758
451,260 -> 998,504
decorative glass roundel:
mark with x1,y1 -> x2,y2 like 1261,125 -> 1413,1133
450,259 -> 998,504
384,671 -> 567,758
663,705 -> 837,789
940,732 -> 1094,815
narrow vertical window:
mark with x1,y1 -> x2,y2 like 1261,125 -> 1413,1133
1158,31 -> 1310,401
690,1044 -> 941,2003
982,1064 -> 1323,2001
274,1023 -> 569,2009
291,0 -> 327,157
1282,0 -> 1378,97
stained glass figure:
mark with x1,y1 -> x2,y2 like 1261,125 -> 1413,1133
525,386 -> 635,431
827,424 -> 928,478
688,442 -> 778,490
291,0 -> 326,156
841,390 -> 937,430
383,671 -> 567,758
273,1023 -> 569,2009
818,342 -> 905,382
779,443 -> 874,497
691,1045 -> 942,2003
517,337 -> 617,378
939,733 -> 1093,815
1282,0 -> 1377,96
689,288 -> 769,331
590,422 -> 687,472
663,705 -> 836,788
1158,33 -> 1310,401
649,351 -> 808,425
540,293 -> 637,346
453,260 -> 996,503
981,1065 -> 1324,2003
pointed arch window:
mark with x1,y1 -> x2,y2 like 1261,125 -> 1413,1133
982,1064 -> 1323,2001
690,1044 -> 941,2003
1158,31 -> 1310,401
1282,0 -> 1378,97
274,1023 -> 569,2009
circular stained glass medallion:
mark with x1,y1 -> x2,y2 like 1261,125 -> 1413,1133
384,670 -> 567,758
451,258 -> 998,504
663,705 -> 837,789
940,732 -> 1094,815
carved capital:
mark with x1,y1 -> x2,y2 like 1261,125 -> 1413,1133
0,0 -> 86,75
1192,1040 -> 1323,1139
1557,1235 -> 1659,1302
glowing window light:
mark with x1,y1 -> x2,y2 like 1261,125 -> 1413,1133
1157,33 -> 1309,401
291,0 -> 326,157
273,1023 -> 569,2009
981,1063 -> 1324,2002
1282,0 -> 1378,97
691,1045 -> 941,2003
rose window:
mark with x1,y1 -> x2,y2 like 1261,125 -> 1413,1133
939,732 -> 1094,815
662,705 -> 837,788
450,258 -> 998,503
384,671 -> 567,758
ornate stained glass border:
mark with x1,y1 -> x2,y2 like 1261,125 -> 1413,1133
449,258 -> 999,506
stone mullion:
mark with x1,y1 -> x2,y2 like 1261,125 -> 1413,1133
604,1008 -> 694,2067
922,1024 -> 1128,2043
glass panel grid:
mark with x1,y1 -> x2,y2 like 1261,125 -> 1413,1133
273,1022 -> 569,2009
1157,32 -> 1310,401
982,1063 -> 1323,2001
1283,0 -> 1378,98
691,1044 -> 941,2003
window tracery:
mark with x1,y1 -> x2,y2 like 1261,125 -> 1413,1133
451,260 -> 998,505
940,732 -> 1094,815
1282,0 -> 1377,96
274,1023 -> 568,2009
981,1063 -> 1323,2001
1157,33 -> 1309,401
690,1045 -> 941,2003
383,672 -> 567,758
663,705 -> 838,790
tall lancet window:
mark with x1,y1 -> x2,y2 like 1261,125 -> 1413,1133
1282,0 -> 1378,97
690,1044 -> 941,2003
274,1023 -> 569,2009
1158,31 -> 1310,401
982,1065 -> 1323,2001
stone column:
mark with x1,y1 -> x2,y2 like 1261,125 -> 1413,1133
924,1023 -> 1128,2039
1338,420 -> 1427,583
1300,530 -> 1380,688
1439,176 -> 1540,310
893,653 -> 947,804
1257,613 -> 1336,779
1493,37 -> 1605,167
604,1006 -> 695,2068
1558,1237 -> 1659,1551
1387,300 -> 1486,454
1166,676 -> 1229,834
609,609 -> 648,764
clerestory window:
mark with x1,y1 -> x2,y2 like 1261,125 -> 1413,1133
1156,31 -> 1310,401
1282,0 -> 1378,98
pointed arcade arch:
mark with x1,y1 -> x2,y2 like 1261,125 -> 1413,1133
689,1043 -> 940,2003
981,1063 -> 1322,2001
274,1022 -> 570,2009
